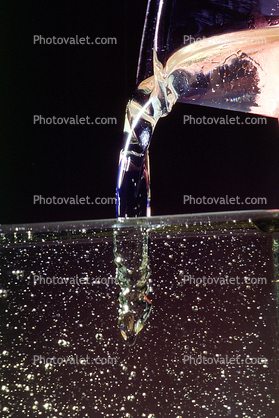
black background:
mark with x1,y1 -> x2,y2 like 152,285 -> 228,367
1,0 -> 279,224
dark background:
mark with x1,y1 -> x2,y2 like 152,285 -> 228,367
1,0 -> 279,225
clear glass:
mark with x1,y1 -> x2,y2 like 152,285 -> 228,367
116,0 -> 279,218
1,210 -> 279,416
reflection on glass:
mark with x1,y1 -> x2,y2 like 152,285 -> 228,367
116,0 -> 279,218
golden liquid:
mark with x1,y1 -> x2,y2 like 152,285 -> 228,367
117,26 -> 279,217
151,26 -> 279,118
123,26 -> 279,162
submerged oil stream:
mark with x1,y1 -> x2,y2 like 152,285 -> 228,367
113,227 -> 152,346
